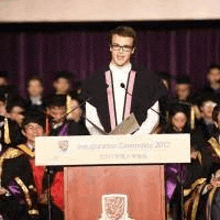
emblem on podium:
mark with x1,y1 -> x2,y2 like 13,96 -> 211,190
99,194 -> 134,220
58,140 -> 69,152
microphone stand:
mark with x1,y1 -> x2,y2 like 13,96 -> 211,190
46,166 -> 53,220
176,163 -> 185,220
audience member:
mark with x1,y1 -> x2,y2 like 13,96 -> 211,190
7,97 -> 26,127
20,109 -> 64,220
52,71 -> 82,122
26,76 -> 46,112
46,94 -> 88,136
162,104 -> 191,220
198,64 -> 220,104
175,75 -> 192,102
0,71 -> 9,86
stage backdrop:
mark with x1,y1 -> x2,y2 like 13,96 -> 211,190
0,23 -> 220,97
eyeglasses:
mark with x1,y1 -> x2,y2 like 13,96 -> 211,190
111,44 -> 133,52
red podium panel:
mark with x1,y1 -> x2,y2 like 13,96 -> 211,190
64,165 -> 165,220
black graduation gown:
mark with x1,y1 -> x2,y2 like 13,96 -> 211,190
83,65 -> 167,133
0,147 -> 39,220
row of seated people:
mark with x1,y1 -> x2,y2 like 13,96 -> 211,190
0,95 -> 89,220
157,102 -> 220,220
0,70 -> 83,127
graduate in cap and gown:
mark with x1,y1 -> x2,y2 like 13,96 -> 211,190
0,110 -> 41,220
52,71 -> 83,123
183,105 -> 220,220
0,87 -> 25,153
46,94 -> 88,136
19,109 -> 65,220
160,103 -> 191,220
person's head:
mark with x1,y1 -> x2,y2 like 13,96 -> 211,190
207,64 -> 220,86
53,71 -> 72,95
109,26 -> 136,67
212,105 -> 220,129
169,105 -> 189,132
175,76 -> 191,101
22,110 -> 45,144
0,88 -> 7,116
47,95 -> 67,123
199,98 -> 217,120
27,76 -> 43,98
7,98 -> 26,126
0,71 -> 9,86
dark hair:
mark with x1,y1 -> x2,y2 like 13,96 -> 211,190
6,97 -> 26,113
208,63 -> 220,73
28,76 -> 43,86
212,105 -> 220,123
108,26 -> 137,47
54,71 -> 72,82
176,75 -> 191,84
169,104 -> 189,120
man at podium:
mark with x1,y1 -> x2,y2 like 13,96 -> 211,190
83,26 -> 167,134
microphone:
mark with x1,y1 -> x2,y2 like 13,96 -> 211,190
120,83 -> 126,89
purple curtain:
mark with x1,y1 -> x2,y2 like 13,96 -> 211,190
0,23 -> 220,97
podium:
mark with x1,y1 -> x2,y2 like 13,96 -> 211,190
35,134 -> 190,220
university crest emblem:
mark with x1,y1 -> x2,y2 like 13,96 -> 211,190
99,194 -> 134,220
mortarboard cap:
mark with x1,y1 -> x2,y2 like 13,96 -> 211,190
22,109 -> 45,129
46,94 -> 67,108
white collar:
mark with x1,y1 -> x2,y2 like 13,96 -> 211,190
109,62 -> 131,74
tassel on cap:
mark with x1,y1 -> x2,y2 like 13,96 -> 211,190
190,105 -> 195,130
66,94 -> 72,115
4,117 -> 11,144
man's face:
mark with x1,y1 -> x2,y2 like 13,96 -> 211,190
9,106 -> 25,126
176,84 -> 191,101
53,78 -> 70,95
207,68 -> 220,84
23,122 -> 44,143
201,101 -> 217,119
0,77 -> 7,86
49,106 -> 66,123
110,34 -> 135,67
28,79 -> 43,97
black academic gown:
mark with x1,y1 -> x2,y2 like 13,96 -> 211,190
0,147 -> 39,220
83,65 -> 167,133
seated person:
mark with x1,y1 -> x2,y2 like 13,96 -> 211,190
175,75 -> 192,103
46,94 -> 88,136
6,97 -> 26,127
184,105 -> 220,220
20,109 -> 64,220
198,64 -> 220,104
52,71 -> 82,122
193,97 -> 217,149
162,104 -> 191,220
25,76 -> 46,112
0,112 -> 40,219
